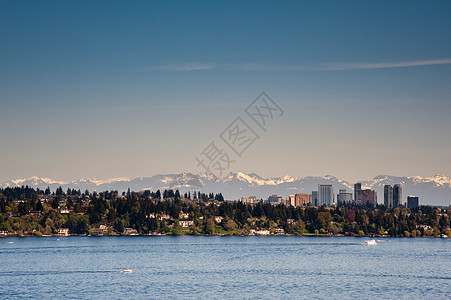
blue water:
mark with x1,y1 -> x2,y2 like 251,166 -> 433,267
1,236 -> 450,299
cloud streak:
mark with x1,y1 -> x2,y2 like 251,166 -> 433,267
315,58 -> 451,71
145,63 -> 215,71
148,58 -> 451,72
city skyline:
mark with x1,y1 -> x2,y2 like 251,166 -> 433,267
1,1 -> 451,184
3,171 -> 448,206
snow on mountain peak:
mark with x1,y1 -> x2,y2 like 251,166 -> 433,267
1,172 -> 450,206
223,172 -> 298,186
230,172 -> 268,185
10,176 -> 67,187
407,175 -> 451,187
426,175 -> 451,186
73,177 -> 130,186
198,173 -> 217,181
411,176 -> 424,183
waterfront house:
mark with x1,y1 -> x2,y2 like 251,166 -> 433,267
250,229 -> 271,235
30,211 -> 42,218
92,225 -> 108,236
180,212 -> 189,219
275,228 -> 285,234
123,228 -> 138,235
160,214 -> 173,221
57,228 -> 69,236
179,220 -> 194,227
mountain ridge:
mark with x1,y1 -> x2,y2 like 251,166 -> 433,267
1,173 -> 450,206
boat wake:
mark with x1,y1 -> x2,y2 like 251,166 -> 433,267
365,239 -> 377,245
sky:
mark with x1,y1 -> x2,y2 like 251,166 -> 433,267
1,0 -> 451,183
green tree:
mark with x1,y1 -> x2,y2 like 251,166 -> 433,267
293,219 -> 305,235
204,218 -> 215,235
0,220 -> 12,232
114,219 -> 125,233
51,197 -> 60,209
223,218 -> 238,231
172,220 -> 182,235
66,196 -> 73,209
35,200 -> 44,212
18,201 -> 31,216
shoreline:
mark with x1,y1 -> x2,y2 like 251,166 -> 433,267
1,233 -> 448,239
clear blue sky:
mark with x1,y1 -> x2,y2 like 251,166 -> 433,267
1,0 -> 450,183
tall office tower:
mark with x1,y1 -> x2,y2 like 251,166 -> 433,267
318,184 -> 334,206
288,195 -> 296,206
295,193 -> 310,206
362,189 -> 377,206
384,185 -> 393,208
241,196 -> 257,204
337,189 -> 353,203
248,196 -> 257,204
407,196 -> 419,209
311,191 -> 318,206
284,198 -> 292,206
393,184 -> 402,207
354,183 -> 362,205
268,195 -> 283,204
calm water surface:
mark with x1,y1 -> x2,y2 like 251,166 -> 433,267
1,236 -> 450,299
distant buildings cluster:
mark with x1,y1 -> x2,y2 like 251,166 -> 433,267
242,182 -> 419,208
353,183 -> 377,206
384,184 -> 402,208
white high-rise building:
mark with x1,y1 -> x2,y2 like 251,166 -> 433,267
337,189 -> 352,203
318,184 -> 334,206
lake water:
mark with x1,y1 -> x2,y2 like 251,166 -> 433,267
1,236 -> 450,299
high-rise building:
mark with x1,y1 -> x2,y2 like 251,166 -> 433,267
362,189 -> 377,206
284,198 -> 291,206
311,191 -> 318,206
393,184 -> 402,207
354,183 -> 362,205
383,184 -> 402,207
268,195 -> 283,205
288,195 -> 296,206
318,184 -> 334,206
295,193 -> 310,206
241,196 -> 258,204
384,185 -> 393,208
407,196 -> 419,209
337,189 -> 353,203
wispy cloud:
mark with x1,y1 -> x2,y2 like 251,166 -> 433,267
145,63 -> 215,71
315,58 -> 451,71
147,58 -> 451,72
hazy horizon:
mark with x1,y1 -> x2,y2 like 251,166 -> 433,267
1,1 -> 450,184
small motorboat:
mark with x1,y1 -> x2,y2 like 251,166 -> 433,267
365,239 -> 377,245
121,269 -> 133,273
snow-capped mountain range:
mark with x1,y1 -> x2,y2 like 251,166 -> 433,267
1,173 -> 450,206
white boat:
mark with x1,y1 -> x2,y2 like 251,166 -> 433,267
365,239 -> 377,245
121,269 -> 133,273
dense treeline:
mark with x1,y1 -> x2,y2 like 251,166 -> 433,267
0,186 -> 450,237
